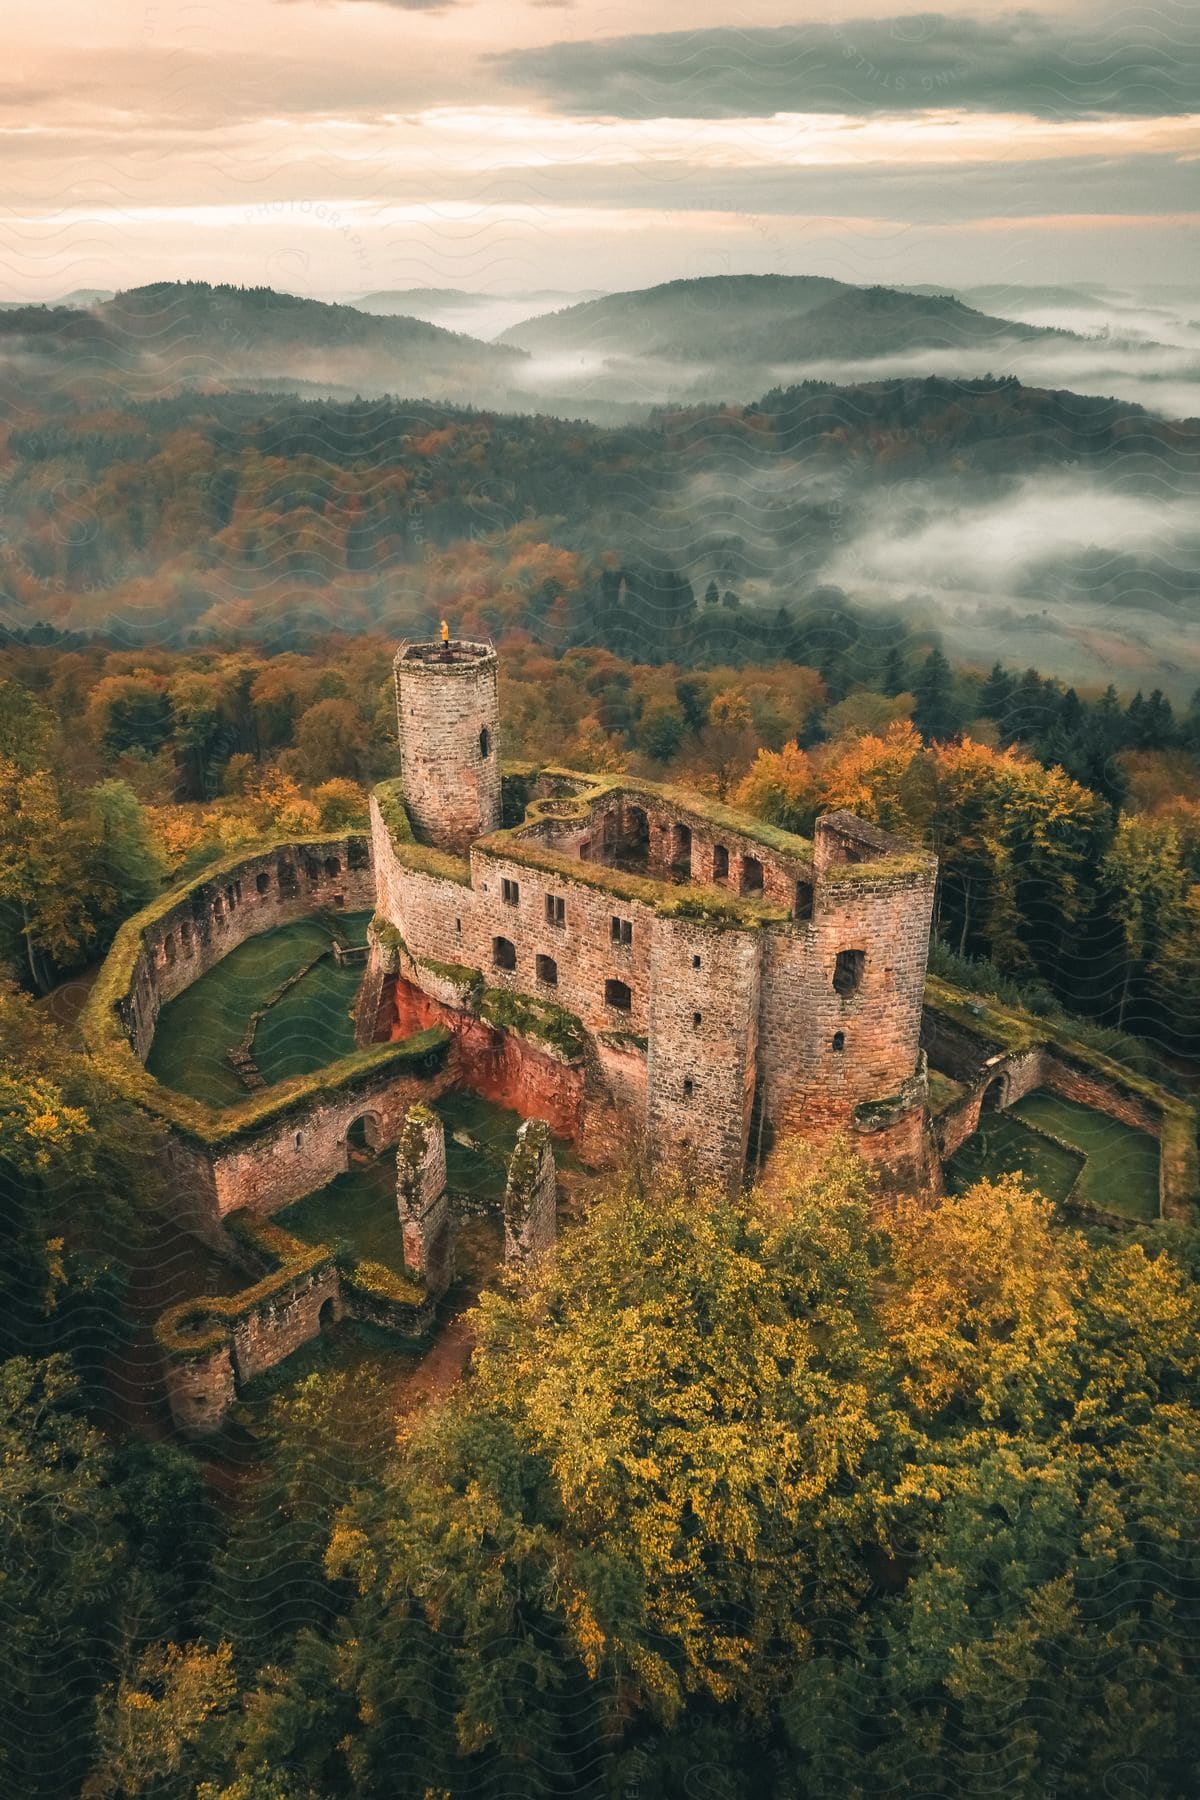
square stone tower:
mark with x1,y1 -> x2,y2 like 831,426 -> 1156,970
394,638 -> 501,852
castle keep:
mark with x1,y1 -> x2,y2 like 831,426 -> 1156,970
370,637 -> 939,1190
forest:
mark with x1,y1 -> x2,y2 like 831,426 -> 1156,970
1,367 -> 1199,1796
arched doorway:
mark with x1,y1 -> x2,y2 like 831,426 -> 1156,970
346,1113 -> 381,1162
318,1297 -> 336,1331
981,1074 -> 1008,1113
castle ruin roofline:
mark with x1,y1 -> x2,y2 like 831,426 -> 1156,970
481,768 -> 817,866
394,637 -> 496,673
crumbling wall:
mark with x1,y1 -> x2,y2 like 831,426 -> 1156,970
504,1119 -> 557,1272
396,1103 -> 455,1294
122,836 -> 373,1063
209,1060 -> 456,1218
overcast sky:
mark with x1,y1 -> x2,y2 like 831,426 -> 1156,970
5,0 -> 1198,299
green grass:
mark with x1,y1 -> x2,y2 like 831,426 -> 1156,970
438,1090 -> 532,1201
276,1091 -> 546,1270
1010,1091 -> 1161,1222
945,1112 -> 1084,1206
279,1155 -> 408,1274
146,911 -> 371,1106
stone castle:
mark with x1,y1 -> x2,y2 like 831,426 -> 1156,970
368,637 -> 939,1192
84,632 -> 1191,1434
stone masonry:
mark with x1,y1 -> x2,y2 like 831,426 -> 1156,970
504,1119 -> 557,1273
396,1103 -> 456,1294
395,638 -> 502,851
371,638 -> 940,1192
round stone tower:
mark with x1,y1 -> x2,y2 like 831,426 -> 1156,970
394,637 -> 501,851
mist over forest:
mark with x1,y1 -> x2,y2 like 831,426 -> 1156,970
1,273 -> 1196,696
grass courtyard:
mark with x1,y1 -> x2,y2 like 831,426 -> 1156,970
944,1087 -> 1161,1222
1009,1090 -> 1161,1222
146,910 -> 372,1105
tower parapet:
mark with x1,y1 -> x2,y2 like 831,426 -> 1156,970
394,638 -> 501,852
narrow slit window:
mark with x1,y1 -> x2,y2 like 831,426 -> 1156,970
692,1011 -> 702,1028
794,881 -> 813,922
683,1077 -> 694,1098
479,726 -> 491,758
832,1031 -> 845,1052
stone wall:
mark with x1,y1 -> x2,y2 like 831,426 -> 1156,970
209,1059 -> 456,1218
158,1214 -> 439,1436
647,914 -> 761,1190
122,836 -> 373,1063
531,785 -> 816,916
504,1119 -> 557,1272
386,969 -> 586,1139
396,1104 -> 455,1292
395,639 -> 501,851
934,1049 -> 1047,1161
229,1259 -> 342,1385
372,788 -> 939,1192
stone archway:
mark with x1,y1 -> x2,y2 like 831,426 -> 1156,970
318,1297 -> 337,1331
346,1112 -> 382,1162
981,1073 -> 1009,1113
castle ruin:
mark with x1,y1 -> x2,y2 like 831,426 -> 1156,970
369,638 -> 939,1192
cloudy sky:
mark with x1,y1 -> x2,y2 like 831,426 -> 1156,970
5,0 -> 1198,300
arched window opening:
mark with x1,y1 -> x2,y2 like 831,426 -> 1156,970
479,726 -> 491,759
670,822 -> 692,878
256,871 -> 271,895
832,1031 -> 845,1052
536,953 -> 558,986
794,881 -> 813,921
324,855 -> 341,878
712,844 -> 729,879
492,936 -> 517,971
605,978 -> 632,1012
833,949 -> 866,997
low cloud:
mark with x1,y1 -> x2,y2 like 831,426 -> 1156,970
496,9 -> 1200,120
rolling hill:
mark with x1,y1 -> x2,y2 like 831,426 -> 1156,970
498,274 -> 1074,365
0,282 -> 528,405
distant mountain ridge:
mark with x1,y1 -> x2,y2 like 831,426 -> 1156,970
498,273 -> 1076,364
0,281 -> 527,404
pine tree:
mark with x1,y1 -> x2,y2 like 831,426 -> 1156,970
882,646 -> 907,698
913,647 -> 963,742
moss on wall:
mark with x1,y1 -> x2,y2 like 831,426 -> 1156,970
481,987 -> 587,1063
